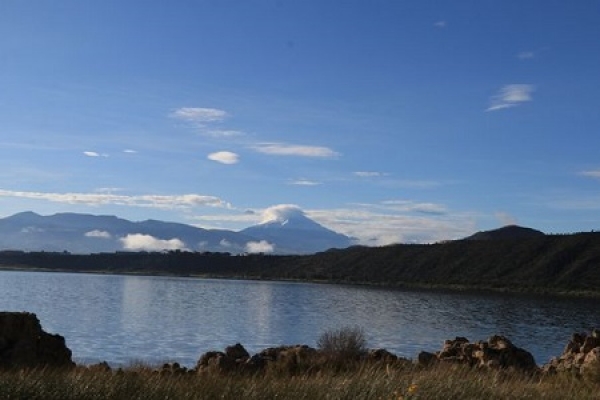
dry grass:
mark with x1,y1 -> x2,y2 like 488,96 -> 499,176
0,362 -> 598,400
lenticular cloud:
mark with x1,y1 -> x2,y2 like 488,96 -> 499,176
260,204 -> 305,224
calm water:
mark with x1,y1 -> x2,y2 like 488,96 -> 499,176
0,270 -> 598,367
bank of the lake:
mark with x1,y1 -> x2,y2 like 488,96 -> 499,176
2,231 -> 600,297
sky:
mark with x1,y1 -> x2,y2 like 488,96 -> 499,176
1,1 -> 600,246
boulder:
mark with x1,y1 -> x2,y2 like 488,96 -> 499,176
0,312 -> 74,369
196,351 -> 232,374
225,343 -> 250,361
160,362 -> 189,375
543,329 -> 600,376
197,344 -> 319,375
416,351 -> 437,366
367,348 -> 398,363
423,335 -> 536,371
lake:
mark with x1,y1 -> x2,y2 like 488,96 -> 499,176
0,270 -> 598,368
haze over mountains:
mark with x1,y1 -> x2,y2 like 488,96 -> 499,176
0,210 -> 355,255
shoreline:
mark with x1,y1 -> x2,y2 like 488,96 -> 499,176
2,264 -> 600,299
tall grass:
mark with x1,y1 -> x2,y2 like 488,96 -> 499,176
0,362 -> 598,400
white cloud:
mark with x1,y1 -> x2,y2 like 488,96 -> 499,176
580,170 -> 600,179
434,21 -> 447,28
354,171 -> 384,177
289,179 -> 321,186
245,240 -> 275,254
83,151 -> 108,157
123,149 -> 137,154
486,84 -> 534,111
85,230 -> 112,239
0,189 -> 230,209
192,202 -> 476,245
120,234 -> 186,251
207,151 -> 239,165
219,239 -> 232,248
260,204 -> 305,224
308,206 -> 476,246
170,107 -> 228,122
251,143 -> 340,158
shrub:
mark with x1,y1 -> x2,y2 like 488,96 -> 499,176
316,326 -> 367,362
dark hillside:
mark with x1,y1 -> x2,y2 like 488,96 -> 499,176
464,225 -> 546,241
283,232 -> 600,292
1,232 -> 600,295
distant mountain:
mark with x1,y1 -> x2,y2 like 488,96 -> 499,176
240,210 -> 354,254
0,211 -> 353,255
464,225 -> 546,241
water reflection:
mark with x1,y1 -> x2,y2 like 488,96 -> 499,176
0,270 -> 598,367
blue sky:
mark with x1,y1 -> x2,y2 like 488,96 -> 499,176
1,1 -> 600,245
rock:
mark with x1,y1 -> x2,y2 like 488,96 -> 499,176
160,362 -> 188,375
197,344 -> 319,375
542,329 -> 600,376
196,351 -> 231,373
367,348 -> 398,363
417,351 -> 437,366
87,361 -> 112,372
197,344 -> 264,374
257,345 -> 317,365
0,312 -> 74,369
581,336 -> 600,354
581,347 -> 600,382
429,335 -> 536,371
225,343 -> 250,361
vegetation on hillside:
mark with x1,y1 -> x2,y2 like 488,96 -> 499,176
1,232 -> 600,295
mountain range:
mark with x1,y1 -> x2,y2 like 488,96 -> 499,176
0,211 -> 354,255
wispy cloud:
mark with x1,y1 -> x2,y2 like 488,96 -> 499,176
354,171 -> 384,178
0,189 -> 230,209
83,151 -> 108,157
288,179 -> 321,186
123,149 -> 137,154
547,196 -> 600,211
308,204 -> 476,245
517,51 -> 535,60
85,230 -> 112,239
205,130 -> 244,138
434,21 -> 447,28
207,151 -> 240,165
486,84 -> 534,112
380,200 -> 448,215
580,170 -> 600,179
170,107 -> 228,123
495,212 -> 518,226
251,143 -> 340,158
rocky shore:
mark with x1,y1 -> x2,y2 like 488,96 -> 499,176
1,312 -> 598,380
